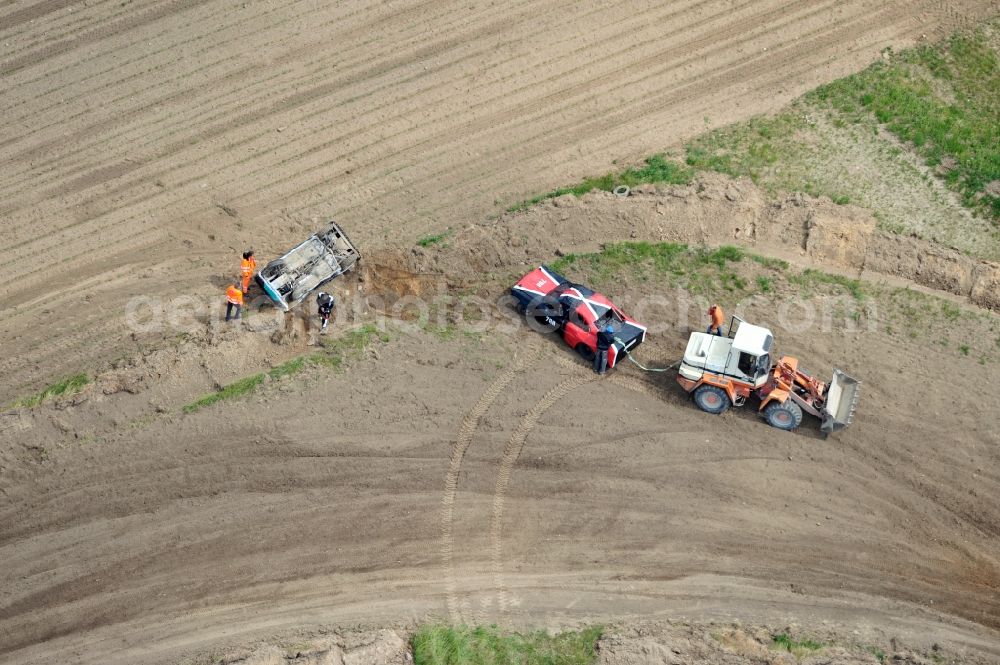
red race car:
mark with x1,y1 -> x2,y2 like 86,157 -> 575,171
511,265 -> 647,368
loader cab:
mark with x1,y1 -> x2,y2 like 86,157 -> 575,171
728,317 -> 773,385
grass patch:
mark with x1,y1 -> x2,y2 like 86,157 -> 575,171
551,241 -> 745,276
550,242 -> 776,297
322,323 -> 390,355
411,624 -> 602,665
268,356 -> 307,380
417,229 -> 453,248
13,373 -> 89,408
772,634 -> 824,658
682,21 -> 1000,259
508,154 -> 692,211
686,113 -> 806,183
184,325 -> 388,413
866,645 -> 887,663
787,268 -> 866,302
749,254 -> 790,270
756,276 -> 773,293
183,373 -> 265,413
940,301 -> 962,321
811,29 -> 1000,220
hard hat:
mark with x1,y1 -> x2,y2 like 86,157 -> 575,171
604,324 -> 615,334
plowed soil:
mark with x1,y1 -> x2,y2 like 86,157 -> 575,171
3,1 -> 1000,663
3,0 -> 998,401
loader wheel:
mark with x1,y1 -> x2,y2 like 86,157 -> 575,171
763,400 -> 803,431
693,385 -> 729,415
575,343 -> 595,361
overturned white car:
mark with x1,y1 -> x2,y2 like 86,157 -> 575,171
255,221 -> 360,311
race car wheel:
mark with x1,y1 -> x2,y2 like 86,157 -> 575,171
575,343 -> 595,361
693,385 -> 730,415
763,400 -> 803,431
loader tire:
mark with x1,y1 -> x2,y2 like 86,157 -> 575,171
764,400 -> 803,431
693,385 -> 729,414
575,343 -> 595,361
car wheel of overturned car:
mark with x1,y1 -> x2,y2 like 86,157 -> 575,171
763,400 -> 803,431
575,343 -> 595,361
693,385 -> 730,414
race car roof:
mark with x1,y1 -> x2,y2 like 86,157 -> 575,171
559,285 -> 612,319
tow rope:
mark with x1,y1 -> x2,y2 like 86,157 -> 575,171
614,337 -> 680,373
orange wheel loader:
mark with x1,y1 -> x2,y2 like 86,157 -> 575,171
676,317 -> 860,435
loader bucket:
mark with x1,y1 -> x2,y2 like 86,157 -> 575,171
821,369 -> 860,434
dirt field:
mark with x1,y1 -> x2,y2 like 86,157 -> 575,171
3,1 -> 1000,663
3,179 -> 1000,663
3,0 -> 999,402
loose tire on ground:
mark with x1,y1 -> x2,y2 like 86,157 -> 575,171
763,400 -> 803,430
693,385 -> 730,414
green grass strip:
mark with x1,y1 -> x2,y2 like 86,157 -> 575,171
183,373 -> 265,413
509,154 -> 693,212
13,373 -> 90,408
810,29 -> 1000,220
183,325 -> 389,413
418,229 -> 453,247
412,625 -> 603,665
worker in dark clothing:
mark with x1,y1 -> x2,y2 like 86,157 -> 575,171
317,291 -> 335,331
594,324 -> 615,375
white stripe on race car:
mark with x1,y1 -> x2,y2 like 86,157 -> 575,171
563,288 -> 607,320
627,320 -> 648,332
513,284 -> 547,297
539,266 -> 560,286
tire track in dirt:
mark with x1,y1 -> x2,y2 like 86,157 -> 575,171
278,0 -> 917,220
0,0 -> 85,33
1,0 -> 389,148
0,0 -> 156,62
1,0 -> 576,229
291,0 -> 916,211
3,0 -> 783,209
1,0 -> 551,162
2,0 -> 593,204
489,373 -> 597,616
0,0 -> 920,246
3,0 -> 832,262
440,343 -> 540,623
177,0 -> 817,210
0,0 -> 213,77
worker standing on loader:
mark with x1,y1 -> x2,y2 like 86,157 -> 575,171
594,324 -> 615,375
240,250 -> 257,294
317,291 -> 336,332
707,304 -> 724,336
225,282 -> 244,321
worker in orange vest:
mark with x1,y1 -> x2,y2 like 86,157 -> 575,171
225,282 -> 244,321
240,250 -> 257,293
707,304 -> 724,336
